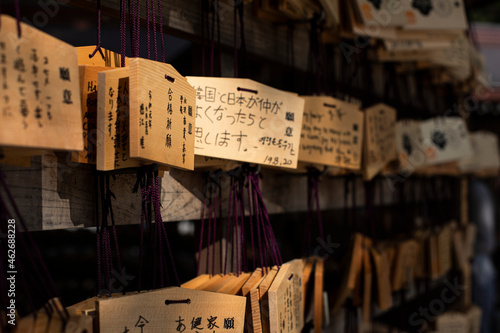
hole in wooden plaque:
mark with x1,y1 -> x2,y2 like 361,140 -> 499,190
165,75 -> 176,83
323,103 -> 336,108
288,274 -> 294,281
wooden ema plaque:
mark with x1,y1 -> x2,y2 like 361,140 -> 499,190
420,117 -> 472,166
0,15 -> 82,151
72,65 -> 109,164
391,240 -> 418,291
268,259 -> 304,333
97,287 -> 246,332
129,58 -> 196,170
363,104 -> 397,180
314,259 -> 324,333
97,67 -> 143,171
186,77 -> 305,169
298,96 -> 364,169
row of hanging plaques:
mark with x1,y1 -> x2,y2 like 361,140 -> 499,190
0,15 -> 498,180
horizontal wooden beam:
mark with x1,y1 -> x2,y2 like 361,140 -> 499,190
1,153 -> 370,231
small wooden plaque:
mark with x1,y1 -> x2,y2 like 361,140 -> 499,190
0,15 -> 82,151
129,58 -> 196,170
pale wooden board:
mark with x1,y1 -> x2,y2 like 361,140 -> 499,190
0,15 -> 82,151
186,77 -> 305,169
298,96 -> 364,170
314,259 -> 324,333
242,268 -> 264,297
420,117 -> 473,166
204,274 -> 236,292
97,287 -> 246,332
181,274 -> 211,289
363,104 -> 397,181
250,276 -> 266,333
196,274 -> 224,291
362,248 -> 372,323
0,155 -> 372,231
353,0 -> 407,27
396,120 -> 427,172
459,131 -> 500,173
72,65 -> 110,164
370,247 -> 393,310
77,45 -> 129,68
436,312 -> 468,333
259,266 -> 279,333
129,58 -> 195,170
96,67 -> 143,171
302,260 -> 315,313
437,225 -> 452,277
402,0 -> 468,30
465,306 -> 482,333
429,234 -> 440,279
218,273 -> 251,295
331,233 -> 366,314
268,259 -> 304,333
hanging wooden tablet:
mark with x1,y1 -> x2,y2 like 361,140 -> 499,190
420,117 -> 472,166
218,273 -> 251,295
98,287 -> 246,332
77,46 -> 129,68
268,259 -> 304,333
353,0 -> 407,27
396,120 -> 426,172
465,306 -> 482,333
428,234 -> 440,279
129,58 -> 196,170
298,96 -> 364,169
314,259 -> 324,333
181,274 -> 212,289
331,233 -> 366,314
437,224 -> 452,277
302,259 -> 315,313
458,131 -> 500,173
370,247 -> 393,310
72,65 -> 109,164
186,77 -> 305,169
242,269 -> 264,332
96,67 -> 143,171
401,0 -> 468,30
362,248 -> 372,323
0,15 -> 82,151
436,312 -> 468,333
260,266 -> 279,333
392,240 -> 418,291
363,104 -> 397,180
250,275 -> 266,333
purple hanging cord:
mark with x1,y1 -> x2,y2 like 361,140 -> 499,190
151,0 -> 158,61
224,184 -> 234,275
211,191 -> 217,277
233,2 -> 238,78
246,176 -> 256,270
120,0 -> 127,67
13,0 -> 21,37
196,198 -> 207,276
146,0 -> 151,59
156,0 -> 166,62
89,0 -> 105,60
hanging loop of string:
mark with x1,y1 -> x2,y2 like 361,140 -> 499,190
89,0 -> 105,60
302,168 -> 325,257
134,165 -> 179,289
